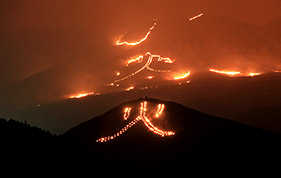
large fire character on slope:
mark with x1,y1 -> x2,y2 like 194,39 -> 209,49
109,18 -> 194,87
96,101 -> 175,142
112,52 -> 174,84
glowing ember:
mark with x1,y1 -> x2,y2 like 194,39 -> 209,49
116,72 -> 121,76
126,86 -> 134,91
248,73 -> 261,77
209,69 -> 241,76
69,92 -> 94,99
173,71 -> 191,80
147,76 -> 154,79
116,21 -> 156,46
96,101 -> 175,143
189,13 -> 204,21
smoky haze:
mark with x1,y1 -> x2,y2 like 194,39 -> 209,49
1,0 -> 281,108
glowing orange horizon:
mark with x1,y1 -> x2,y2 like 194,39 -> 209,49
116,21 -> 156,46
173,71 -> 191,80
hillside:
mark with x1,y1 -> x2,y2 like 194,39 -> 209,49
5,71 -> 281,134
63,98 -> 281,173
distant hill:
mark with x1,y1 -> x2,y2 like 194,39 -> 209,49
63,98 -> 281,173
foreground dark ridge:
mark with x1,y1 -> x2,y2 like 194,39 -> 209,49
1,98 -> 281,174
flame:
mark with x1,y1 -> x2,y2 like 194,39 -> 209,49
189,13 -> 204,21
248,73 -> 261,77
126,86 -> 134,91
116,72 -> 120,76
173,71 -> 191,80
69,92 -> 94,99
116,21 -> 156,46
147,76 -> 154,79
209,69 -> 241,76
96,101 -> 175,142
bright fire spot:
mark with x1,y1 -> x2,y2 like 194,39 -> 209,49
209,69 -> 241,76
248,73 -> 261,77
147,76 -> 154,79
116,72 -> 120,76
69,92 -> 94,99
123,107 -> 132,120
96,101 -> 175,143
173,71 -> 191,80
155,104 -> 165,118
116,21 -> 156,46
126,55 -> 144,66
189,13 -> 204,21
126,86 -> 134,91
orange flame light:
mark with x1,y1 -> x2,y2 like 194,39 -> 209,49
69,92 -> 94,99
209,69 -> 241,76
189,13 -> 204,21
126,86 -> 134,91
173,71 -> 191,80
96,101 -> 175,142
248,73 -> 261,77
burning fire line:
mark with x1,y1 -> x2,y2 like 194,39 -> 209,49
189,13 -> 204,21
209,69 -> 241,76
96,101 -> 175,142
69,92 -> 95,99
209,69 -> 262,77
116,21 -> 157,46
173,71 -> 191,80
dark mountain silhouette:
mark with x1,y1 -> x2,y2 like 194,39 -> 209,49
62,98 -> 281,174
1,98 -> 280,174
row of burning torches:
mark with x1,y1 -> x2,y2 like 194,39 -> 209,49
96,101 -> 175,143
